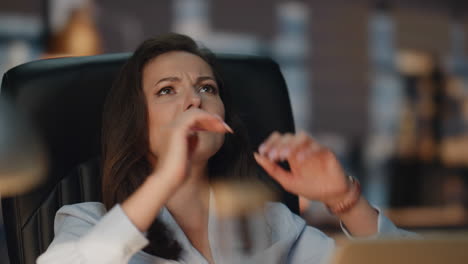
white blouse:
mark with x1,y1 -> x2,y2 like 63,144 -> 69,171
37,195 -> 414,264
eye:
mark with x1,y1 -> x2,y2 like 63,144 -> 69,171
156,87 -> 175,96
199,84 -> 218,94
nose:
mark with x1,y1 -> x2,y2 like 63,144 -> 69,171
184,88 -> 201,110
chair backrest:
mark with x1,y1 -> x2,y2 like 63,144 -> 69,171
1,53 -> 298,264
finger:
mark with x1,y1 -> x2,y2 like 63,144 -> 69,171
187,132 -> 199,157
289,131 -> 312,152
254,152 -> 293,189
287,132 -> 315,160
169,111 -> 230,160
273,133 -> 295,161
182,110 -> 233,134
162,130 -> 191,174
192,117 -> 233,133
294,141 -> 322,162
258,131 -> 282,157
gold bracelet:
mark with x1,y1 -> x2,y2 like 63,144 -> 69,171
326,175 -> 361,215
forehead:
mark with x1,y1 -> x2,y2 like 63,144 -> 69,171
143,51 -> 214,80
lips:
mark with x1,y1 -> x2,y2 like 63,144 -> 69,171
191,127 -> 206,132
187,132 -> 199,157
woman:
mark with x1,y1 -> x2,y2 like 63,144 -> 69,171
37,33 -> 412,264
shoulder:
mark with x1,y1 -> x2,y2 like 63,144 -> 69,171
263,202 -> 330,241
54,202 -> 107,233
264,202 -> 306,238
264,202 -> 304,229
56,202 -> 107,221
262,202 -> 335,263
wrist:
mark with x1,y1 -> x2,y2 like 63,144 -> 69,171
122,172 -> 175,232
336,197 -> 379,236
325,175 -> 361,215
146,170 -> 181,194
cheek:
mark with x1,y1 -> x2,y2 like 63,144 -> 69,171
199,131 -> 225,157
147,103 -> 180,151
147,99 -> 183,130
147,108 -> 166,138
218,134 -> 225,152
214,132 -> 225,147
206,97 -> 225,120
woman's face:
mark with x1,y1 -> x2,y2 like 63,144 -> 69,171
142,51 -> 225,165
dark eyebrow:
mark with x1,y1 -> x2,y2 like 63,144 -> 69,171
155,77 -> 181,86
155,76 -> 216,86
196,76 -> 216,85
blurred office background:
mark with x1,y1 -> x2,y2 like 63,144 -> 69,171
2,0 -> 468,261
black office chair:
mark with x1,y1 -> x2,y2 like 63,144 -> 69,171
1,53 -> 298,264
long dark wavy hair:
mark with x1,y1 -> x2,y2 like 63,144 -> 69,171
101,33 -> 259,259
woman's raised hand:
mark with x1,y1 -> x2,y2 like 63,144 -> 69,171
122,109 -> 232,232
149,108 -> 233,189
253,131 -> 351,206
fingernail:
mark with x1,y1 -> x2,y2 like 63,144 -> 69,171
259,144 -> 267,155
223,122 -> 234,133
268,149 -> 278,160
280,148 -> 290,159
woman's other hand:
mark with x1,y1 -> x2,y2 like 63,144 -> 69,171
253,131 -> 350,206
254,131 -> 379,236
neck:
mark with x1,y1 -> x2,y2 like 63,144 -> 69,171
166,161 -> 214,263
166,161 -> 210,224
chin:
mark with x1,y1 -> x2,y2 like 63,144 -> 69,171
192,132 -> 224,162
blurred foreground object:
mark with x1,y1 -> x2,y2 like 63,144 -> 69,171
211,179 -> 277,264
44,0 -> 102,58
385,205 -> 468,228
212,179 -> 276,218
0,99 -> 47,196
330,237 -> 468,264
